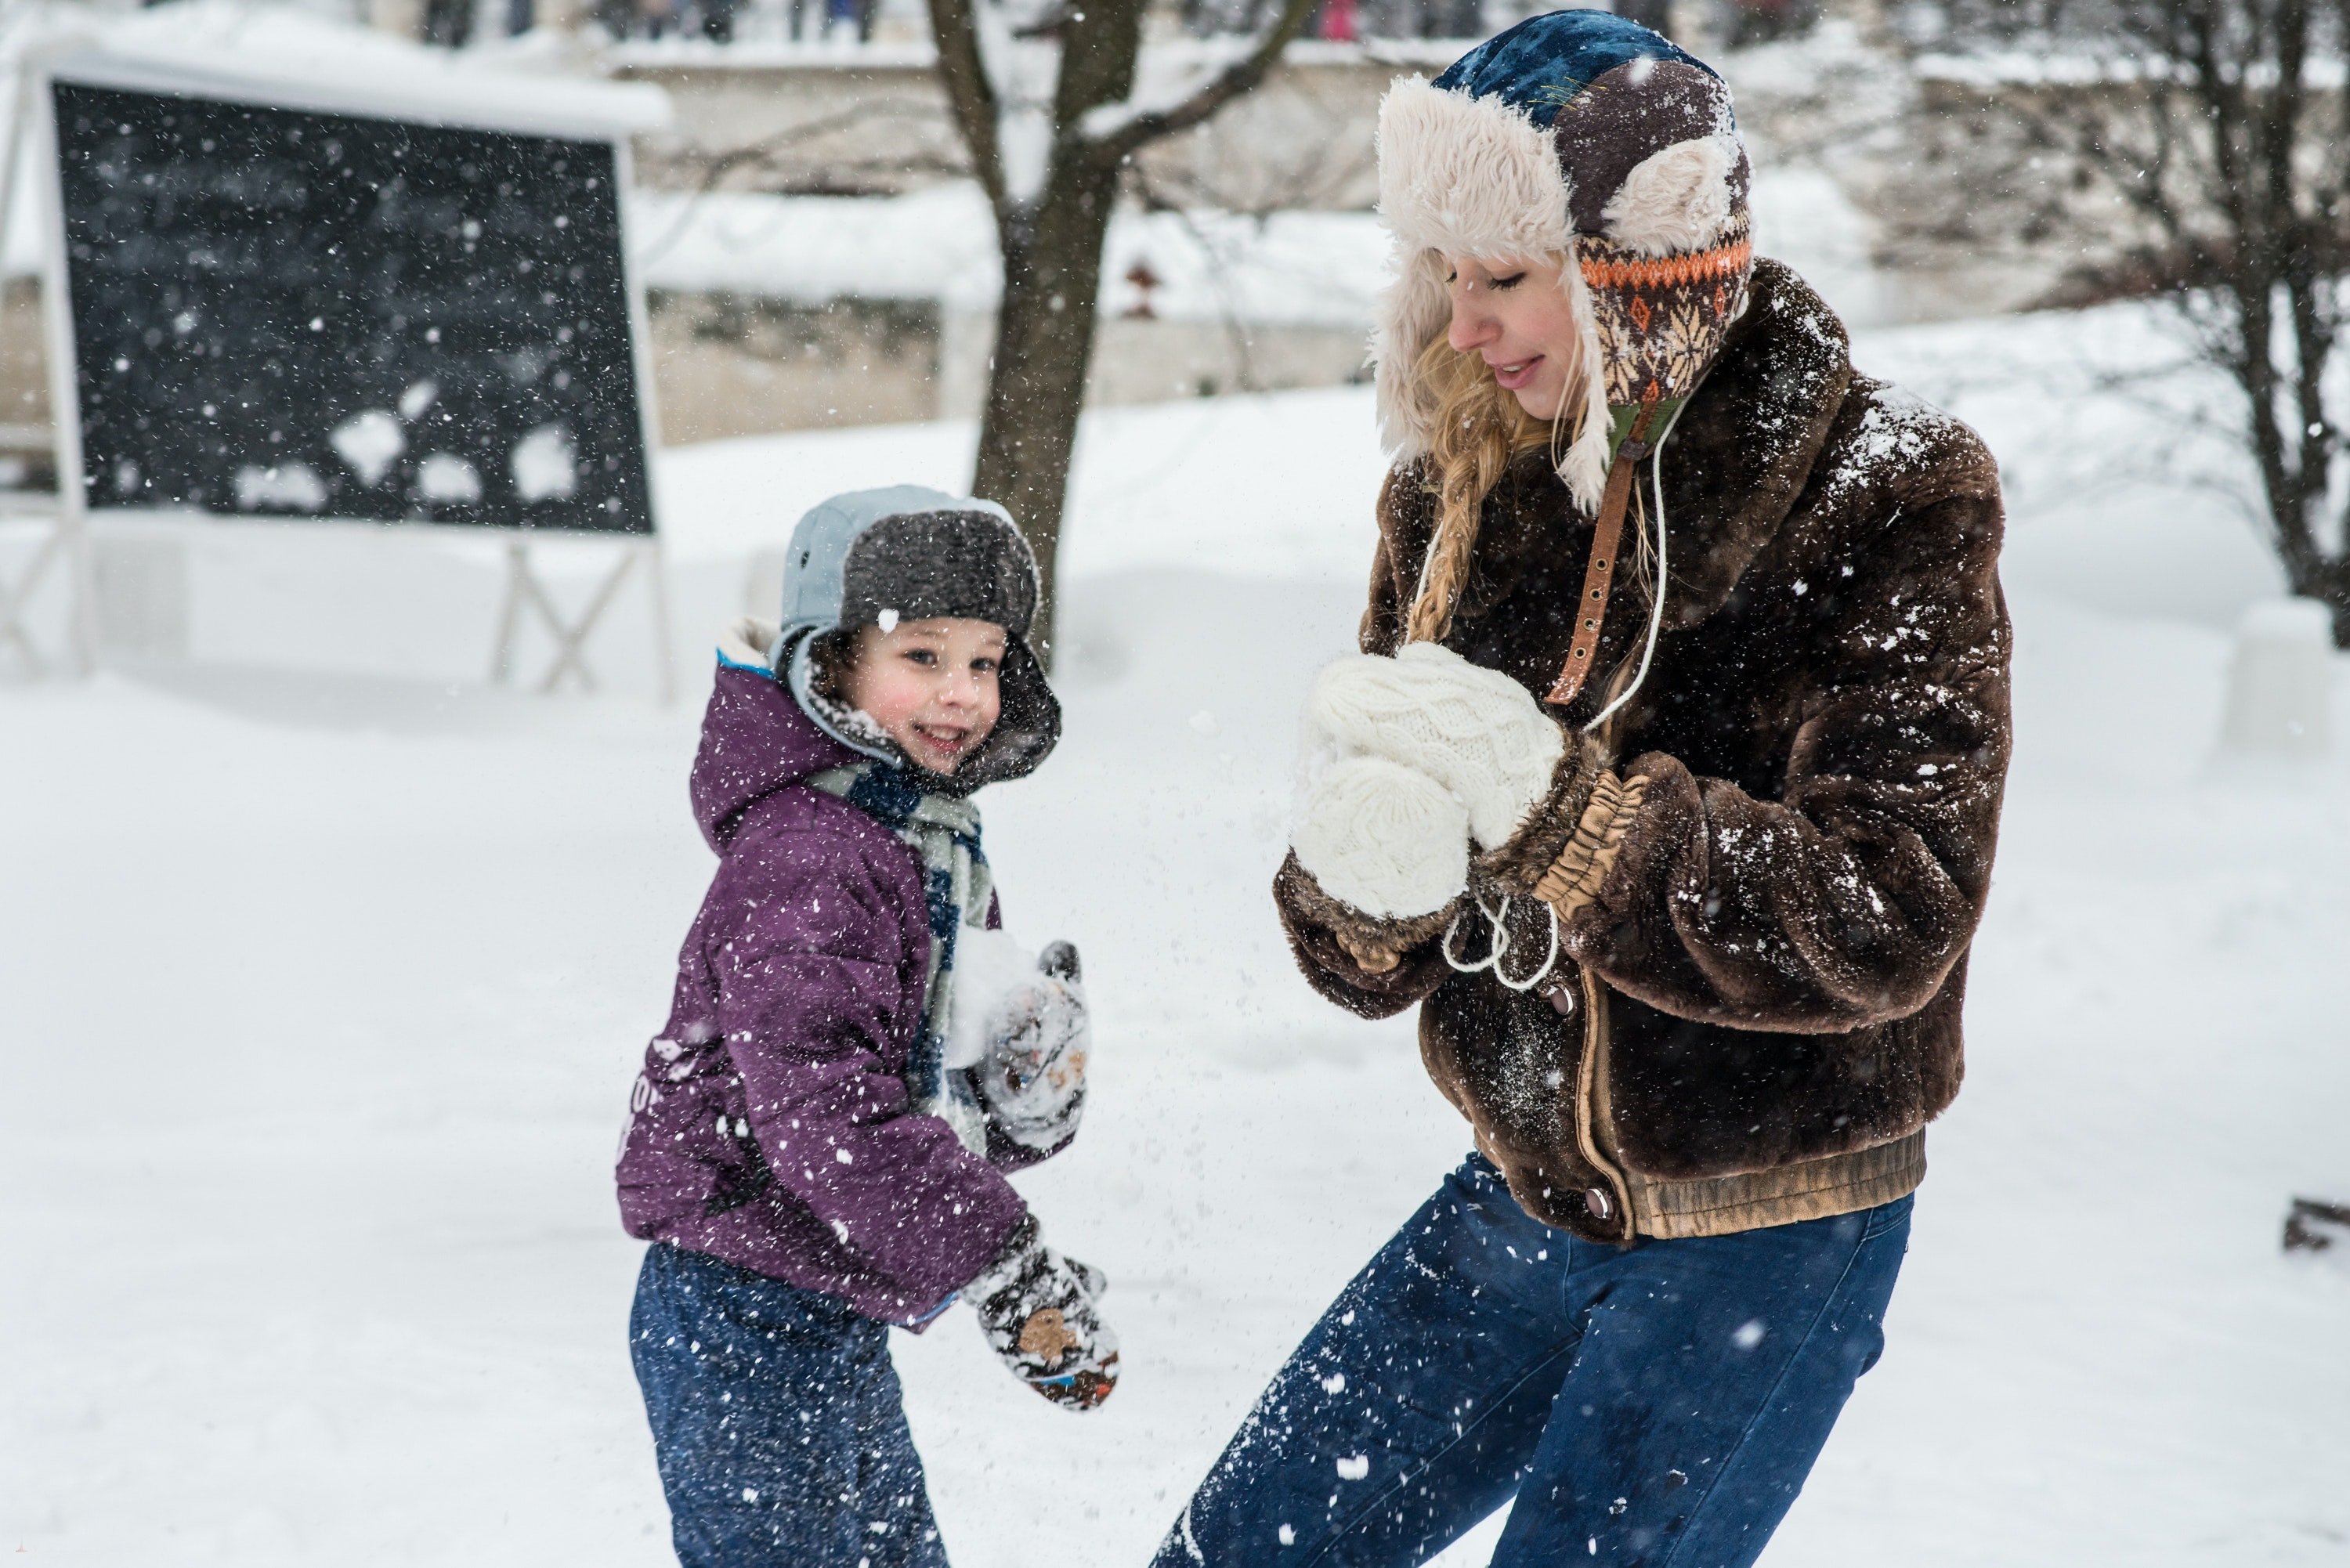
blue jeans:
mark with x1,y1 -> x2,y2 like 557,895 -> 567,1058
1154,1154 -> 1911,1567
631,1244 -> 949,1568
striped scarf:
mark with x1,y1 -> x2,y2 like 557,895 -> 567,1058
806,761 -> 993,1155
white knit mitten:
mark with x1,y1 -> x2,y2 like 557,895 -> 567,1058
1304,642 -> 1566,850
1292,753 -> 1470,919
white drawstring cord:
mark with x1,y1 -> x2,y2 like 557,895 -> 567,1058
1583,405 -> 1684,736
1438,388 -> 1696,985
1444,403 -> 1683,987
1441,890 -> 1564,992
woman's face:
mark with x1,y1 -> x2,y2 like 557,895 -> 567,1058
1442,253 -> 1585,421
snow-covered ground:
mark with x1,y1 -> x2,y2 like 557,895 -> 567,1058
6,296 -> 2350,1565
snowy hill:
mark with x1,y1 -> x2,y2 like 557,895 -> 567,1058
5,296 -> 2348,1563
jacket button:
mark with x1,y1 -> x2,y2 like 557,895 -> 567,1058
1583,1187 -> 1614,1220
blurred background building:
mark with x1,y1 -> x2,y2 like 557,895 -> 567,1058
2,0 -> 2176,457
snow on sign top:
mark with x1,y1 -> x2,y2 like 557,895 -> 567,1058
30,26 -> 671,145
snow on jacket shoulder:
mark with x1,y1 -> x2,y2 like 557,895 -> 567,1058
616,662 -> 1028,1324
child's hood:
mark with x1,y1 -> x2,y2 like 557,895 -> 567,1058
765,484 -> 1061,795
690,626 -> 871,852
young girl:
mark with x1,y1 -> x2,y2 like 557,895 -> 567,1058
616,485 -> 1115,1568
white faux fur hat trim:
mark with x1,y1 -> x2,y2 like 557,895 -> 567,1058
1601,135 -> 1738,257
1372,76 -> 1612,511
1377,76 -> 1575,264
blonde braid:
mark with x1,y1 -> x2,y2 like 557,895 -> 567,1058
1405,334 -> 1560,644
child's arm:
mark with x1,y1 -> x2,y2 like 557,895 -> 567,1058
709,828 -> 1028,1316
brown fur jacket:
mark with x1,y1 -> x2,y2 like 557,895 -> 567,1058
1275,260 -> 2012,1241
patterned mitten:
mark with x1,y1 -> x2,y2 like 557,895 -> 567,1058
1291,753 -> 1470,919
968,1216 -> 1119,1411
1305,642 -> 1568,849
974,941 -> 1090,1151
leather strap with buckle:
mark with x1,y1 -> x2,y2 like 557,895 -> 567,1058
1545,398 -> 1658,709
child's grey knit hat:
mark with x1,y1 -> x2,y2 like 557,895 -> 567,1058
772,484 -> 1060,789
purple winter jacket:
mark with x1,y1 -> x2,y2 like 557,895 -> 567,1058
615,661 -> 1034,1324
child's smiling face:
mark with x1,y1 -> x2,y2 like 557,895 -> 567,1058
837,615 -> 1007,775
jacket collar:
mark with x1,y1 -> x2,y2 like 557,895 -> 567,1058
1649,257 -> 1853,629
690,653 -> 865,853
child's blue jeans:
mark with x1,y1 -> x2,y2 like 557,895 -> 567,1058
1154,1154 -> 1911,1568
631,1244 -> 949,1568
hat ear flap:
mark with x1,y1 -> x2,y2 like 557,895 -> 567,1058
1374,246 -> 1454,461
1555,251 -> 1614,515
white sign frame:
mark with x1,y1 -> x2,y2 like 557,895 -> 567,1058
15,42 -> 675,699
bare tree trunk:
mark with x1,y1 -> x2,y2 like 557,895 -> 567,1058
927,0 -> 1321,660
1972,0 -> 2350,645
971,161 -> 1121,649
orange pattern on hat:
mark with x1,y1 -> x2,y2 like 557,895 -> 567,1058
1579,235 -> 1755,294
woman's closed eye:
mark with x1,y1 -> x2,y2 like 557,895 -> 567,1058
1448,269 -> 1528,291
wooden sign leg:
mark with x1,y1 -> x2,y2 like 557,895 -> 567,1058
490,537 -> 530,686
0,522 -> 68,677
536,549 -> 636,694
643,539 -> 675,706
488,537 -> 663,696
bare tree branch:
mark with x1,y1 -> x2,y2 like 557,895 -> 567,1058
1083,0 -> 1321,167
927,0 -> 1008,210
669,103 -> 967,190
1954,0 -> 2350,638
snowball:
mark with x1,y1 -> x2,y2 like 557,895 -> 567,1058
330,410 -> 404,487
510,423 -> 578,504
233,462 -> 327,513
416,453 -> 482,504
944,924 -> 1039,1071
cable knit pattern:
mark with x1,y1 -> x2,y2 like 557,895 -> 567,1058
1303,642 -> 1568,850
1473,731 -> 1614,895
1291,753 -> 1472,919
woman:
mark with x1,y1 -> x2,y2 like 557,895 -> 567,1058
1155,13 -> 2008,1567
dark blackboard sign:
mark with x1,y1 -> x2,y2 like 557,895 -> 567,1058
47,73 -> 654,535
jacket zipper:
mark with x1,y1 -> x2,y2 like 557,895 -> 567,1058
1567,616 -> 1645,1240
1574,967 -> 1637,1241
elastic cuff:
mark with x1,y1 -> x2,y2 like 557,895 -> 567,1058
1527,771 -> 1650,917
899,1291 -> 960,1329
967,1212 -> 1039,1297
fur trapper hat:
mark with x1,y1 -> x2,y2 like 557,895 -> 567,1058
771,484 -> 1060,792
1376,12 -> 1755,511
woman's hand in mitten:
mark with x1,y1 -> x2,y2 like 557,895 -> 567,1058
1305,642 -> 1578,850
975,941 -> 1089,1151
1291,753 -> 1470,923
967,1216 -> 1119,1411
